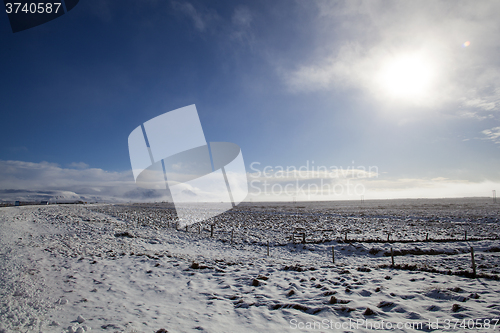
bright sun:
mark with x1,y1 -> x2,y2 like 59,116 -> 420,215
378,55 -> 433,100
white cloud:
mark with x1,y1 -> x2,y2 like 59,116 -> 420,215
282,1 -> 500,113
457,111 -> 494,121
171,1 -> 219,32
170,2 -> 256,51
362,178 -> 500,200
246,160 -> 499,200
285,42 -> 378,92
232,6 -> 252,28
1,159 -> 497,203
482,127 -> 500,144
0,160 -> 169,202
68,162 -> 89,169
228,6 -> 255,48
0,160 -> 248,203
247,169 -> 500,201
461,87 -> 500,113
0,160 -> 127,189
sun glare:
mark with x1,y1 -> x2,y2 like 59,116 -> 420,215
378,55 -> 433,101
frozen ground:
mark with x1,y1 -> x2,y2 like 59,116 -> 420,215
1,199 -> 500,332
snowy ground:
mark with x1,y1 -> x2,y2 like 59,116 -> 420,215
1,199 -> 500,332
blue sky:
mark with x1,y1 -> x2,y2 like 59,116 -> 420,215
1,0 -> 499,201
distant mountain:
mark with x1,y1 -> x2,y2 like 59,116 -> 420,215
0,188 -> 171,204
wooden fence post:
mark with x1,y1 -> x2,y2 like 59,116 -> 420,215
210,225 -> 214,238
332,246 -> 335,264
302,233 -> 306,244
426,233 -> 428,241
185,225 -> 188,232
471,247 -> 476,277
267,240 -> 270,256
231,229 -> 234,245
391,247 -> 394,267
464,231 -> 467,241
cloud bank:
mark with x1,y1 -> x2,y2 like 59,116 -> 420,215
1,159 -> 498,203
0,160 -> 169,203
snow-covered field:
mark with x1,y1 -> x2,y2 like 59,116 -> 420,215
1,199 -> 500,332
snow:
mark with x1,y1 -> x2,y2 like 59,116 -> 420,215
0,199 -> 499,332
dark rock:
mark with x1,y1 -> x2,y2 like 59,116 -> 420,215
114,231 -> 134,238
364,307 -> 374,315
